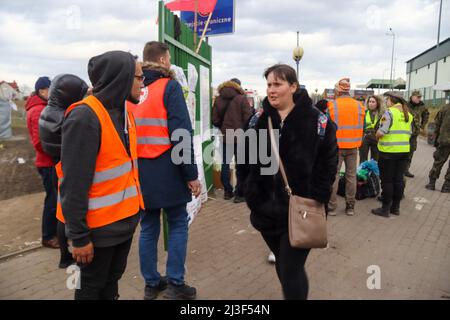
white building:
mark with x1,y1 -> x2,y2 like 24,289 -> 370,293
406,37 -> 450,105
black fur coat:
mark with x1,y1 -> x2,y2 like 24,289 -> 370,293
245,89 -> 338,236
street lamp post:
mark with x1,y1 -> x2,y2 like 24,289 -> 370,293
387,28 -> 395,90
293,31 -> 304,81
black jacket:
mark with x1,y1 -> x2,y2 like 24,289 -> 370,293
60,51 -> 140,248
39,74 -> 88,163
245,89 -> 338,236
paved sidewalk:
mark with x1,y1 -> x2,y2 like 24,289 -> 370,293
0,137 -> 449,300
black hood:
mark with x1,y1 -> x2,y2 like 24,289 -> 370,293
263,88 -> 313,122
88,51 -> 135,109
47,74 -> 88,110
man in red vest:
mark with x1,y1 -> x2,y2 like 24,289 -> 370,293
59,51 -> 144,300
131,41 -> 201,300
327,78 -> 365,216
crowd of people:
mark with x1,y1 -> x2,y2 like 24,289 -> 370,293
23,40 -> 449,300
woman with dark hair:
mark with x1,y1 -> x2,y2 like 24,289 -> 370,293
371,92 -> 412,217
359,95 -> 384,163
245,64 -> 338,299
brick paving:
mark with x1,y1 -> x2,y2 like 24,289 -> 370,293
0,137 -> 449,300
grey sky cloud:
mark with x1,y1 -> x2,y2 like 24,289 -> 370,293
1,0 -> 448,96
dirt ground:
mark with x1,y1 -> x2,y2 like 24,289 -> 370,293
0,102 -> 45,256
0,192 -> 44,256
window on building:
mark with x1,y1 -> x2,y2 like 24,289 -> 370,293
415,70 -> 418,74
428,64 -> 430,69
444,57 -> 447,63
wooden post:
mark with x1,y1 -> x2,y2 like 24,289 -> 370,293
195,12 -> 213,54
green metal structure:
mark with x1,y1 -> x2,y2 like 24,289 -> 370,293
158,0 -> 213,191
158,1 -> 214,249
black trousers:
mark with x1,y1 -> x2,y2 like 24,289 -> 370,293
75,238 -> 133,300
262,232 -> 311,300
379,152 -> 409,204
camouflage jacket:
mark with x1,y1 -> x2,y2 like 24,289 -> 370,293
435,103 -> 450,146
408,101 -> 429,136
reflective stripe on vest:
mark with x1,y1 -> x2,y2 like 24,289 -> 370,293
56,96 -> 145,228
378,106 -> 413,153
128,78 -> 172,159
329,98 -> 365,149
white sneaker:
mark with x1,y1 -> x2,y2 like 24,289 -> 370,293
328,210 -> 337,216
267,252 -> 276,263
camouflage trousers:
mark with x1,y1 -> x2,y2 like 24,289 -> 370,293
406,135 -> 418,170
429,145 -> 450,182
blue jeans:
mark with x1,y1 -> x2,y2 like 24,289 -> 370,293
37,167 -> 57,241
139,204 -> 189,286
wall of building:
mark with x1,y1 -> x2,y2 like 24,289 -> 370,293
406,55 -> 450,104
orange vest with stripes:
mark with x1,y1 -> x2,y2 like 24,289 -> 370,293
56,95 -> 144,229
127,78 -> 172,159
328,97 -> 365,149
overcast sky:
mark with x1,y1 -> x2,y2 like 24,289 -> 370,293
1,0 -> 449,96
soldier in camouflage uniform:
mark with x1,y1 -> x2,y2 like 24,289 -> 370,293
405,90 -> 429,177
425,99 -> 450,193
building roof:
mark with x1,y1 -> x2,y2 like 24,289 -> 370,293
406,37 -> 450,73
363,78 -> 406,90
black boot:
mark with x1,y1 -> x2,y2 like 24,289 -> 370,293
371,202 -> 391,218
224,191 -> 234,200
390,201 -> 400,216
404,171 -> 414,178
425,179 -> 436,190
441,181 -> 450,193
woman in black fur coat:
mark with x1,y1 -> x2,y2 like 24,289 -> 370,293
245,64 -> 338,299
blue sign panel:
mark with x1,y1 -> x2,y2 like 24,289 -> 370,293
181,0 -> 234,37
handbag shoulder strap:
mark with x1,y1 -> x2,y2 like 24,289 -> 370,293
268,117 -> 293,196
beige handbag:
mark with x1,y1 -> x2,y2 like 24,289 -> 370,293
268,117 -> 328,249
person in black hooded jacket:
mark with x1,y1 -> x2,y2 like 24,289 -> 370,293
245,64 -> 338,300
40,74 -> 89,163
39,74 -> 89,269
59,51 -> 144,300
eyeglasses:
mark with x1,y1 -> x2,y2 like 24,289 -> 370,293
134,74 -> 145,82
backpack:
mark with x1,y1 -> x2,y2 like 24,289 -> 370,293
337,172 -> 380,200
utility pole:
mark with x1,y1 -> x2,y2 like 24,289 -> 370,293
387,28 -> 395,90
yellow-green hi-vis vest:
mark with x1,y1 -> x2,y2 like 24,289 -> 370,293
365,111 -> 377,130
378,105 -> 413,153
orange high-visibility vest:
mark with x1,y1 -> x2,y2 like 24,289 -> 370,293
127,78 -> 172,159
56,95 -> 144,229
328,97 -> 365,149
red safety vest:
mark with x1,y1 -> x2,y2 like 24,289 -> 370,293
56,95 -> 144,228
127,78 -> 172,159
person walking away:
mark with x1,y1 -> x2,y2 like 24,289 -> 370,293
371,91 -> 412,217
25,76 -> 59,249
212,78 -> 254,202
405,90 -> 429,177
425,99 -> 450,193
39,74 -> 89,268
58,51 -> 145,299
245,64 -> 338,299
130,41 -> 201,300
359,95 -> 383,163
327,78 -> 365,216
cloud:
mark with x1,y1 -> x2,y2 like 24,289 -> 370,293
0,0 -> 448,96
